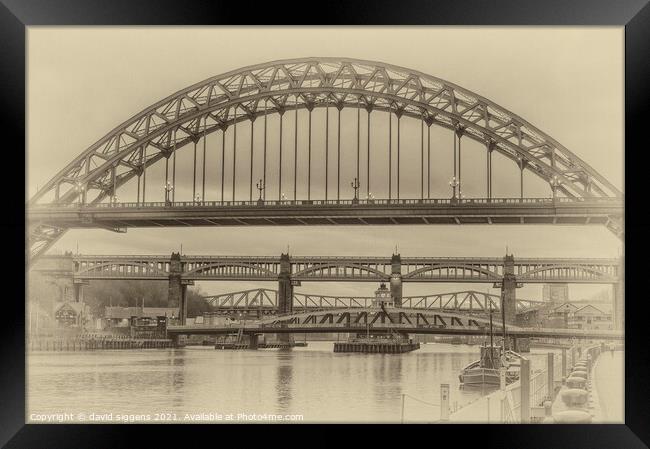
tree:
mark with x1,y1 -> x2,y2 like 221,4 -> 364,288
84,280 -> 212,317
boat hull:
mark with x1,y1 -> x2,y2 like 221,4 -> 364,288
458,368 -> 501,386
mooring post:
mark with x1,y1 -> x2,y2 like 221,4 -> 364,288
440,384 -> 450,421
520,358 -> 530,423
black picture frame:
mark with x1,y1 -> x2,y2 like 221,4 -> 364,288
2,1 -> 648,447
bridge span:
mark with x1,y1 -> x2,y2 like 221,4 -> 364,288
27,58 -> 623,262
29,196 -> 621,231
37,253 -> 620,283
167,323 -> 623,342
32,252 -> 623,329
166,306 -> 624,343
201,288 -> 544,314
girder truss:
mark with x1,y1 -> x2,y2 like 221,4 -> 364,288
202,288 -> 544,314
33,254 -> 621,284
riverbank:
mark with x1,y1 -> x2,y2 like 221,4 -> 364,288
29,337 -> 173,351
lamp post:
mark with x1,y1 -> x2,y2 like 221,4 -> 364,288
256,179 -> 265,205
351,177 -> 360,204
164,182 -> 174,206
449,176 -> 459,202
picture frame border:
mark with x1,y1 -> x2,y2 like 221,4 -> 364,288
3,0 -> 648,447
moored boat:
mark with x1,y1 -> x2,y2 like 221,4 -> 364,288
458,345 -> 523,386
458,303 -> 523,387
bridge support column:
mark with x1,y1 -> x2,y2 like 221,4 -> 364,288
168,252 -> 187,325
277,253 -> 293,344
73,283 -> 84,303
278,253 -> 293,315
390,253 -> 403,307
248,334 -> 259,350
501,254 -> 518,326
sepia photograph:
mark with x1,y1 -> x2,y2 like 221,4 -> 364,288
25,25 -> 625,427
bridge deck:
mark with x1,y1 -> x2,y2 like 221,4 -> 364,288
29,197 -> 621,229
166,323 -> 624,340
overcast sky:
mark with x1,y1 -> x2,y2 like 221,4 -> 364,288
27,27 -> 624,300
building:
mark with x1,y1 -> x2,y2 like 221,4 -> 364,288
571,304 -> 613,330
542,283 -> 569,305
54,301 -> 90,328
102,306 -> 179,328
372,283 -> 393,307
545,302 -> 612,330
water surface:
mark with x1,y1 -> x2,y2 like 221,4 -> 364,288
27,342 -> 554,423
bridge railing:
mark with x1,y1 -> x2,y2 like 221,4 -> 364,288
31,196 -> 622,209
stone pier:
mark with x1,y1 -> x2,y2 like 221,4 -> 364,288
390,253 -> 403,307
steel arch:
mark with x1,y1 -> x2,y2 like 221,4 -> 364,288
31,57 -> 623,206
403,264 -> 501,280
28,58 -> 623,259
292,262 -> 391,280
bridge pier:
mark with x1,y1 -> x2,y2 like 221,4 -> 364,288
278,253 -> 294,315
390,253 -> 403,307
168,252 -> 188,325
248,334 -> 259,350
73,282 -> 84,303
501,254 -> 518,326
277,253 -> 293,344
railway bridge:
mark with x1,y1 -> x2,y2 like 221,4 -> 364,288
32,252 -> 623,329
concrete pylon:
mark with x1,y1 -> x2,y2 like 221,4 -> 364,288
390,253 -> 403,307
501,254 -> 517,325
168,252 -> 186,324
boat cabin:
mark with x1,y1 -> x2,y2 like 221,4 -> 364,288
479,345 -> 503,369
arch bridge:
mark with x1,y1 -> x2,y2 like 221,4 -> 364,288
28,58 -> 623,262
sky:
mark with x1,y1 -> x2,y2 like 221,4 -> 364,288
26,27 -> 624,300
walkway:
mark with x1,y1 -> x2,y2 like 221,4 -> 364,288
593,349 -> 624,422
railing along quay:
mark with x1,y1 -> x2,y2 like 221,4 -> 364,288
29,335 -> 173,351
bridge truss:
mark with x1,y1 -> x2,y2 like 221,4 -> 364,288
54,254 -> 619,284
202,288 -> 544,314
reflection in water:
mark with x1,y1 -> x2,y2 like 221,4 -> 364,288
275,350 -> 294,412
169,350 -> 186,408
371,355 -> 404,407
27,343 -> 565,423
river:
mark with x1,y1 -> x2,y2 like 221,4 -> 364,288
27,342 -> 556,423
